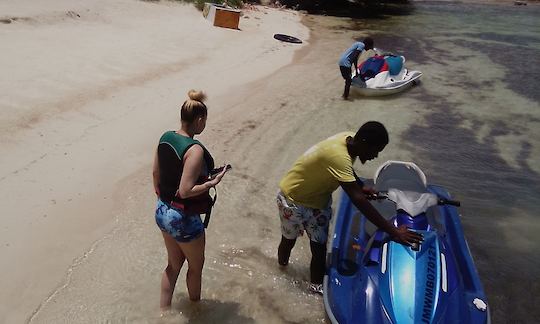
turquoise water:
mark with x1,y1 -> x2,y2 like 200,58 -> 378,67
358,2 -> 540,322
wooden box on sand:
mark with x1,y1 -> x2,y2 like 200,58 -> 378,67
203,3 -> 241,30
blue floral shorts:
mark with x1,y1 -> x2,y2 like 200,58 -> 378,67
277,192 -> 332,244
155,199 -> 204,243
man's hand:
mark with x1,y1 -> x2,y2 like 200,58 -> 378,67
361,186 -> 377,199
391,225 -> 423,246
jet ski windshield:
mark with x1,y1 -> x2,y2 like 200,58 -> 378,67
386,189 -> 438,217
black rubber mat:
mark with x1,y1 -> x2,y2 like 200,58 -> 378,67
273,34 -> 302,44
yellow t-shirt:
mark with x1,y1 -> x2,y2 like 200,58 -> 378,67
279,132 -> 356,209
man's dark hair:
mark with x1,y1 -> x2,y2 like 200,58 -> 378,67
354,121 -> 388,147
363,37 -> 374,50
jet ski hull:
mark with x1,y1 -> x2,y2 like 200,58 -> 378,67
350,55 -> 422,97
324,161 -> 490,324
351,71 -> 422,97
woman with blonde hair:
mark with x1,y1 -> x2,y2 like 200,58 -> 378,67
152,90 -> 229,310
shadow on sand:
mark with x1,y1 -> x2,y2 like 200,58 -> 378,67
175,298 -> 255,324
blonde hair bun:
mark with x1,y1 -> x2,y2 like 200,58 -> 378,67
187,89 -> 206,102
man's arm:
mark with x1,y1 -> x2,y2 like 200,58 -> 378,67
340,181 -> 423,245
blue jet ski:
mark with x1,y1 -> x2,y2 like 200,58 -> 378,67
324,161 -> 490,324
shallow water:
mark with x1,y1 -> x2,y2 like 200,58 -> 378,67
29,2 -> 539,323
357,2 -> 540,322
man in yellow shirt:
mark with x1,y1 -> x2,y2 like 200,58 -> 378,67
277,121 -> 422,294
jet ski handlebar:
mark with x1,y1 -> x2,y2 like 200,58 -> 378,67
439,198 -> 460,207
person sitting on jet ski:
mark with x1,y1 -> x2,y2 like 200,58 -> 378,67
276,121 -> 423,294
338,37 -> 374,100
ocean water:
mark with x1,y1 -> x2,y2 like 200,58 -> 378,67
29,2 -> 539,323
357,2 -> 540,322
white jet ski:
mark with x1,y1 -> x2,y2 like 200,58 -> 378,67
350,53 -> 422,97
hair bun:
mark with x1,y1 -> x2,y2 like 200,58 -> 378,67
187,89 -> 206,102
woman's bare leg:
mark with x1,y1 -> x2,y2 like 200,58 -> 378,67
160,231 -> 186,310
178,233 -> 206,301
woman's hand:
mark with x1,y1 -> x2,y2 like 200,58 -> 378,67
207,164 -> 230,187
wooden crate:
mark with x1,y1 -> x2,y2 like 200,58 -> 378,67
203,3 -> 240,30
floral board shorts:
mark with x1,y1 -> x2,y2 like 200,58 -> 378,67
276,191 -> 332,244
155,199 -> 204,243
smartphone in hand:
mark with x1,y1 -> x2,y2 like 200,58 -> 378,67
210,164 -> 232,176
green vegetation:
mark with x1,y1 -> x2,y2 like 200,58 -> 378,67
178,0 -> 245,10
167,0 -> 412,17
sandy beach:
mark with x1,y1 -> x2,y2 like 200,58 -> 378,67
0,1 -> 309,322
